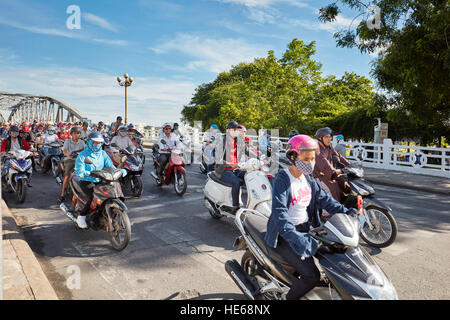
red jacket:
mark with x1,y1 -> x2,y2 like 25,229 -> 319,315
1,137 -> 31,152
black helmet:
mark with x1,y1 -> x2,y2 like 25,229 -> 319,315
289,129 -> 299,139
315,127 -> 333,140
226,121 -> 239,129
98,121 -> 104,126
70,126 -> 81,134
9,125 -> 20,132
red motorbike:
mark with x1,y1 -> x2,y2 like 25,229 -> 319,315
150,139 -> 187,196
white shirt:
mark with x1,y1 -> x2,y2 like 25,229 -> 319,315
158,133 -> 178,153
111,135 -> 135,150
43,133 -> 59,145
10,139 -> 21,152
80,128 -> 91,140
285,169 -> 312,225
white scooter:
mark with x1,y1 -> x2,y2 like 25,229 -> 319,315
204,158 -> 272,220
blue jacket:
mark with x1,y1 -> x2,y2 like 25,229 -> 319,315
75,140 -> 116,183
264,169 -> 353,259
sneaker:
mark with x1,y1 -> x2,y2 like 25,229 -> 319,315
76,215 -> 88,229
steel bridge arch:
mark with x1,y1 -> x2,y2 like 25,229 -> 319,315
0,92 -> 87,124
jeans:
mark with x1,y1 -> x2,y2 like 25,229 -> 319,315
78,180 -> 95,216
221,169 -> 246,207
157,153 -> 170,176
277,223 -> 321,300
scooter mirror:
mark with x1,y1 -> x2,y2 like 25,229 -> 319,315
160,139 -> 167,145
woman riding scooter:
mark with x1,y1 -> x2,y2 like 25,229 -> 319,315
264,134 -> 355,300
74,132 -> 126,229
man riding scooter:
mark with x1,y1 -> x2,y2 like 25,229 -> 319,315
215,121 -> 247,214
202,124 -> 221,172
58,126 -> 85,203
155,123 -> 178,182
1,125 -> 35,187
110,125 -> 135,168
312,127 -> 351,203
73,132 -> 126,229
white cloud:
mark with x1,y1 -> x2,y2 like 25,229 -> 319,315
0,16 -> 130,46
0,65 -> 197,126
83,12 -> 118,32
152,33 -> 268,73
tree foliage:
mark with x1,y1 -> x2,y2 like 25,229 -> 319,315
319,0 -> 450,144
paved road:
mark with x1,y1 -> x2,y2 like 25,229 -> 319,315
3,150 -> 450,300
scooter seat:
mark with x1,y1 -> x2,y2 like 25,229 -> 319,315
244,214 -> 294,269
207,172 -> 233,188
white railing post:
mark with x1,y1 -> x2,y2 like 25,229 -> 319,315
382,138 -> 393,169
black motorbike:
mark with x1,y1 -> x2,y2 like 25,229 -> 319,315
225,208 -> 398,300
331,156 -> 398,248
110,144 -> 144,198
60,157 -> 131,251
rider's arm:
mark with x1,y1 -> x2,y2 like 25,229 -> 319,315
22,139 -> 31,151
74,153 -> 92,178
333,147 -> 351,167
102,150 -> 115,168
314,151 -> 338,180
312,177 -> 353,215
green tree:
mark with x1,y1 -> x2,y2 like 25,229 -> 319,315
319,0 -> 450,145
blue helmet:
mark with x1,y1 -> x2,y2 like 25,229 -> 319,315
128,123 -> 134,128
336,134 -> 344,141
211,124 -> 219,129
118,125 -> 128,131
88,132 -> 104,143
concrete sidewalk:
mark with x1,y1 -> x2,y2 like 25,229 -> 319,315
2,200 -> 58,300
362,167 -> 450,196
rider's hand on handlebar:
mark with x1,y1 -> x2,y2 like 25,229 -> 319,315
335,169 -> 342,175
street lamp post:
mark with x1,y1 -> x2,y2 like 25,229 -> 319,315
116,73 -> 133,125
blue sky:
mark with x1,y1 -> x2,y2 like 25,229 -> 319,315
0,0 -> 377,126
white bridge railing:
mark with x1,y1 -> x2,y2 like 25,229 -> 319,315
143,129 -> 450,178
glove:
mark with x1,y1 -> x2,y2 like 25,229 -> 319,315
121,169 -> 127,177
317,245 -> 333,255
347,207 -> 358,217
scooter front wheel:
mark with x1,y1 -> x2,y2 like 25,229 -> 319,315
108,207 -> 131,251
174,171 -> 187,196
360,206 -> 397,248
16,179 -> 27,204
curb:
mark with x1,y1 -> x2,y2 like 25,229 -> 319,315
1,200 -> 59,300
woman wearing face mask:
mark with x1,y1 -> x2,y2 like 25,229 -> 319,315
264,134 -> 355,300
74,132 -> 126,229
110,125 -> 135,168
39,125 -> 61,172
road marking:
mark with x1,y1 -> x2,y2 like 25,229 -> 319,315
145,223 -> 230,279
132,195 -> 204,212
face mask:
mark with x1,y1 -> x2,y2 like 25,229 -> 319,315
49,131 -> 55,135
228,129 -> 239,138
295,159 -> 315,175
92,144 -> 102,152
11,132 -> 19,138
119,131 -> 127,137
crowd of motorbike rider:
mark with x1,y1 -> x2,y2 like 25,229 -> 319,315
0,117 -> 144,227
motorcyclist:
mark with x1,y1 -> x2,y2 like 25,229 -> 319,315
264,134 -> 355,300
39,125 -> 62,173
127,123 -> 143,139
155,123 -> 178,181
110,125 -> 135,168
312,127 -> 351,202
289,129 -> 299,139
110,116 -> 123,136
203,124 -> 221,172
58,126 -> 85,203
96,121 -> 107,133
215,121 -> 246,214
334,134 -> 346,157
80,121 -> 91,140
1,125 -> 34,187
74,132 -> 126,229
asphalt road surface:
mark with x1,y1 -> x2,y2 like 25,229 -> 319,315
3,150 -> 450,300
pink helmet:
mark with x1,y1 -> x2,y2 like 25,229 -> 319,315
238,125 -> 247,132
286,134 -> 318,159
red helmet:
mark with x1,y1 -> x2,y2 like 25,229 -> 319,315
286,134 -> 318,161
